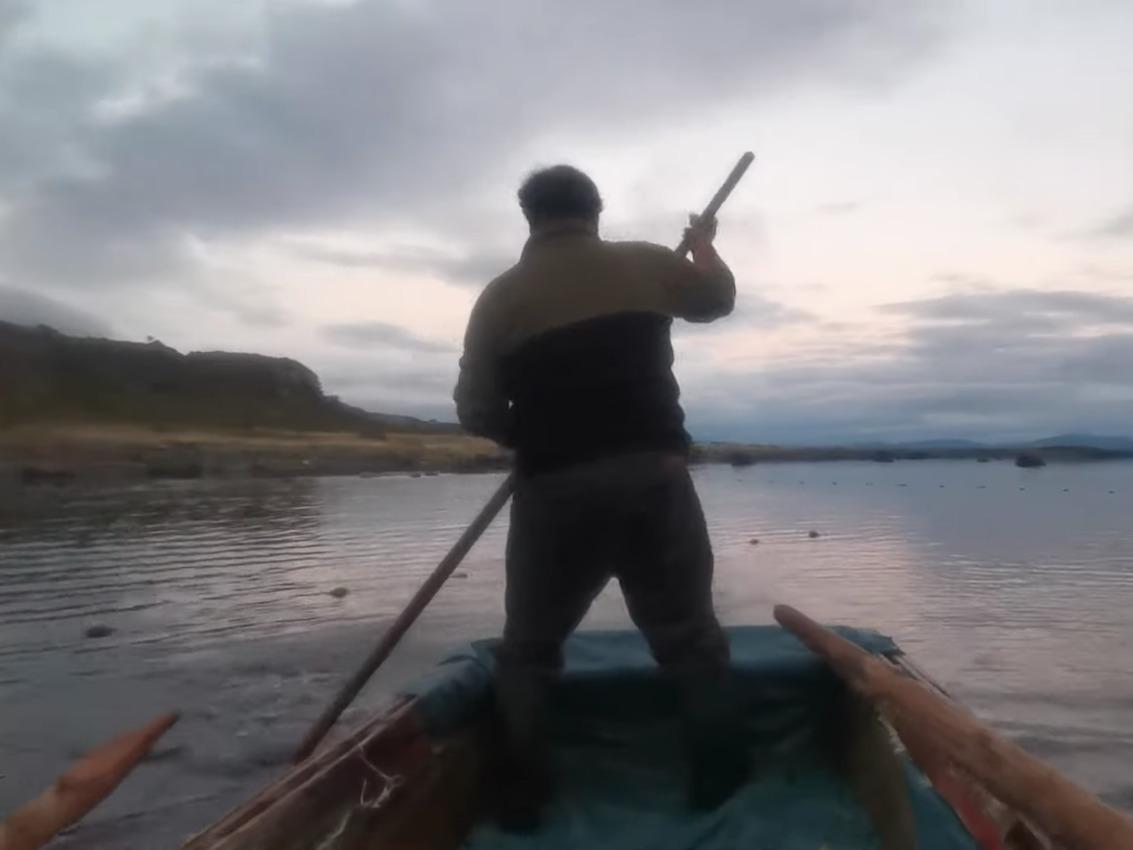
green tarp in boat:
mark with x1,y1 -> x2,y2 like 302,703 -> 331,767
401,625 -> 978,850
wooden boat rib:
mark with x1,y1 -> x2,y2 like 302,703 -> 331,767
0,712 -> 178,850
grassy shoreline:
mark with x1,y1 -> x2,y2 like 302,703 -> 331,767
1,424 -> 509,484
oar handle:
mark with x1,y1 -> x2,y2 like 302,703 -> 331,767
292,475 -> 515,762
673,151 -> 754,257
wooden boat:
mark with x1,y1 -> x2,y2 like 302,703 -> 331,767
5,606 -> 1132,850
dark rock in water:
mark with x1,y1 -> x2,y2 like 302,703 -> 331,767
1015,453 -> 1046,468
749,538 -> 760,545
146,448 -> 204,479
329,586 -> 349,599
20,466 -> 76,485
726,450 -> 757,468
808,530 -> 820,539
85,624 -> 114,638
144,744 -> 189,763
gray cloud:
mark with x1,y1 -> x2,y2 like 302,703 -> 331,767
882,289 -> 1133,328
0,0 -> 952,291
0,0 -> 28,43
816,201 -> 861,215
321,321 -> 455,353
0,285 -> 112,336
674,291 -> 812,337
291,243 -> 513,287
1087,205 -> 1133,239
686,288 -> 1133,443
318,357 -> 459,421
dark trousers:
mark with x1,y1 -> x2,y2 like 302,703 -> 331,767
495,452 -> 736,797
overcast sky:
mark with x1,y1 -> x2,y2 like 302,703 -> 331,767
1,0 -> 1132,443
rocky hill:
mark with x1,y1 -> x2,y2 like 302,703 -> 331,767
0,321 -> 435,434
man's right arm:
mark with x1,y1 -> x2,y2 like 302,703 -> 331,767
648,217 -> 736,322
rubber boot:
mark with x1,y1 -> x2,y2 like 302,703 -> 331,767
492,670 -> 555,832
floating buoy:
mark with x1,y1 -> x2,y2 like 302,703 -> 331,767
808,530 -> 820,539
453,571 -> 469,579
749,538 -> 760,545
329,586 -> 349,599
85,624 -> 114,639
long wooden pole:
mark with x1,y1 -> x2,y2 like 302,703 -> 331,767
292,477 -> 515,762
674,151 -> 754,258
293,152 -> 756,763
774,604 -> 1133,850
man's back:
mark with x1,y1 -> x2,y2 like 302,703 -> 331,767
455,223 -> 734,474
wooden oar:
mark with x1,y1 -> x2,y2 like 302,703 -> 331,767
774,604 -> 1133,850
0,712 -> 178,850
293,152 -> 756,763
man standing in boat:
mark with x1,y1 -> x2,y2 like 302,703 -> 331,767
455,165 -> 745,825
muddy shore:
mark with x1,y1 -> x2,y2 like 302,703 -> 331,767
0,425 -> 509,485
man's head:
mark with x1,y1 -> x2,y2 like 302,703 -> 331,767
518,165 -> 603,230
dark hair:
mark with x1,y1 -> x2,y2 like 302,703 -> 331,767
517,165 -> 603,227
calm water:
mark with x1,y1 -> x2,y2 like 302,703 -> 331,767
2,461 -> 1132,847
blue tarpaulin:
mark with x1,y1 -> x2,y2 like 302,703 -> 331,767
401,626 -> 977,850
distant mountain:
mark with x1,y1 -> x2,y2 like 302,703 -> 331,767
1029,433 -> 1133,451
362,411 -> 462,435
0,320 -> 453,435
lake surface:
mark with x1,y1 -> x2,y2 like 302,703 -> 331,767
2,460 -> 1132,847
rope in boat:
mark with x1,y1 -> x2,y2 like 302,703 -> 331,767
310,729 -> 403,850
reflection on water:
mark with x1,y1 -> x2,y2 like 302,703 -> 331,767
1,461 -> 1132,845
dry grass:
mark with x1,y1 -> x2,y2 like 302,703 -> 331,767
0,423 -> 505,475
0,423 -> 488,451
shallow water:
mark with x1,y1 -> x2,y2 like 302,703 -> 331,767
2,461 -> 1132,846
